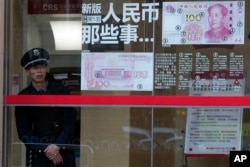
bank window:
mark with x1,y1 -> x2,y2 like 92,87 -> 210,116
5,1 -> 250,167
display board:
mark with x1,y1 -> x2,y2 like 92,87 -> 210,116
185,71 -> 244,155
154,52 -> 244,90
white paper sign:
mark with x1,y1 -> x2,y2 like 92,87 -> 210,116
185,108 -> 243,154
185,71 -> 244,155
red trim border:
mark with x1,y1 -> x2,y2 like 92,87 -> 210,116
5,95 -> 250,106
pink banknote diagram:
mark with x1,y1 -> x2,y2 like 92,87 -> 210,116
81,52 -> 153,91
162,1 -> 245,45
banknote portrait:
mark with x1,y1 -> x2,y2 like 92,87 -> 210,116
205,3 -> 231,42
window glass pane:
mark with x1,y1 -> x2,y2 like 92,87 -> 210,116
5,0 -> 250,167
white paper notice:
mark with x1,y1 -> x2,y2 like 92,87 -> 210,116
185,108 -> 242,154
185,71 -> 244,155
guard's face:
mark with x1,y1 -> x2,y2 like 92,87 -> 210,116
26,64 -> 47,84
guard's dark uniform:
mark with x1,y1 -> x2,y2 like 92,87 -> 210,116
15,48 -> 77,167
15,80 -> 77,167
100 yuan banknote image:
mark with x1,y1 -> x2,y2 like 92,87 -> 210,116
162,1 -> 244,45
81,52 -> 154,91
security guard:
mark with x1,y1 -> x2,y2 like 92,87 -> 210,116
15,48 -> 77,167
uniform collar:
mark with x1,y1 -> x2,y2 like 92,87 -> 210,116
32,81 -> 48,92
